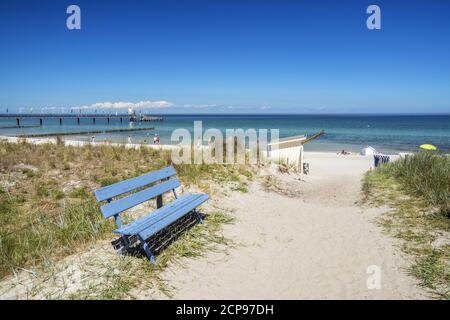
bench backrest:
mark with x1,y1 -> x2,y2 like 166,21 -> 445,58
94,166 -> 178,220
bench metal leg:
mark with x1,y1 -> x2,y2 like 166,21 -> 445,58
113,214 -> 132,254
193,209 -> 203,224
121,235 -> 131,250
138,235 -> 156,264
114,236 -> 131,255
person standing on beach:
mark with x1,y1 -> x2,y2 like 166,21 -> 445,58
153,134 -> 160,145
127,135 -> 132,145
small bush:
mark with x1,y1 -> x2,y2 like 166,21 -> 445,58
52,189 -> 65,200
35,185 -> 50,198
69,187 -> 89,199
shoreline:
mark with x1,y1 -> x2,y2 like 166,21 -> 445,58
0,134 -> 410,155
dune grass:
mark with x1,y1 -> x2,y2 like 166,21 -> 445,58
68,210 -> 234,299
374,152 -> 450,215
363,152 -> 450,299
0,140 -> 253,279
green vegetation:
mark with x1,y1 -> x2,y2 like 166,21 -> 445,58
373,152 -> 449,215
363,152 -> 450,299
0,141 -> 253,280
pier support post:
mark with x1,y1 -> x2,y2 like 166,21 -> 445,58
16,118 -> 20,126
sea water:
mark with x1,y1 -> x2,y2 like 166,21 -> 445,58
0,114 -> 449,153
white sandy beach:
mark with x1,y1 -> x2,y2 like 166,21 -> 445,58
0,136 -> 427,299
146,152 -> 426,299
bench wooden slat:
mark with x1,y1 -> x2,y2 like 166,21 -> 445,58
94,166 -> 177,202
114,193 -> 206,235
100,178 -> 181,219
139,194 -> 208,240
114,193 -> 208,237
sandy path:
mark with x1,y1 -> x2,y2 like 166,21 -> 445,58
150,152 -> 427,299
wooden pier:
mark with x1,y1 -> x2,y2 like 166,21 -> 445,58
0,113 -> 164,126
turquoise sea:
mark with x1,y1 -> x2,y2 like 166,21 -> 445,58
0,114 -> 449,154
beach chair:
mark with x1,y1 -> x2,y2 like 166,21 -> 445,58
93,166 -> 209,264
373,154 -> 391,167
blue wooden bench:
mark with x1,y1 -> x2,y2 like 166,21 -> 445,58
93,165 -> 209,264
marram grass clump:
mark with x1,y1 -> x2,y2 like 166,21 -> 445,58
0,197 -> 113,277
375,152 -> 450,216
363,152 -> 450,299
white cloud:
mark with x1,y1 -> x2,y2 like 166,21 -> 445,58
181,104 -> 218,109
73,100 -> 173,110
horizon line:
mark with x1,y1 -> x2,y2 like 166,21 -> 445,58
1,112 -> 449,116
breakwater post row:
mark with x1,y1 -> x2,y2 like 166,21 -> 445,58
0,125 -> 42,129
17,126 -> 156,138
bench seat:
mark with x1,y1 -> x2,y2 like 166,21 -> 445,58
115,193 -> 209,239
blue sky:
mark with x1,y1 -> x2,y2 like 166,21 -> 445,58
0,0 -> 449,114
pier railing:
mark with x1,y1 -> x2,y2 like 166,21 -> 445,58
0,113 -> 163,126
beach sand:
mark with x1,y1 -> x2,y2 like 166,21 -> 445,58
146,152 -> 426,299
